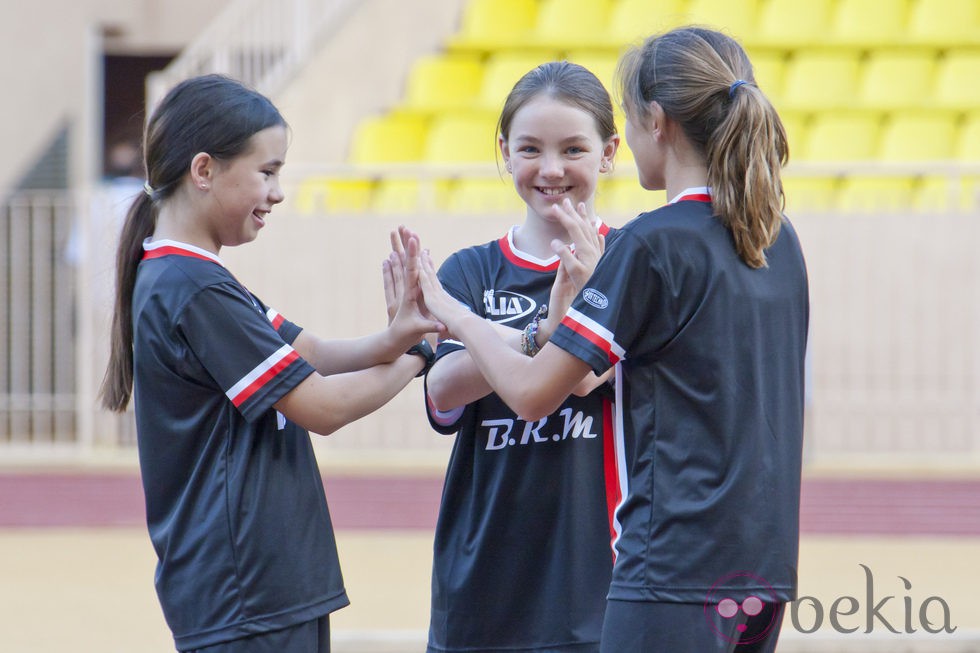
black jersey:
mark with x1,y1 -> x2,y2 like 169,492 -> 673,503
550,190 -> 809,605
133,239 -> 349,650
425,225 -> 617,653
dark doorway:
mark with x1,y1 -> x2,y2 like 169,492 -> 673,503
102,54 -> 174,178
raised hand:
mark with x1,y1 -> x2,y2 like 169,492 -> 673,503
386,227 -> 444,347
540,260 -> 576,342
417,249 -> 469,336
549,198 -> 605,293
382,250 -> 404,326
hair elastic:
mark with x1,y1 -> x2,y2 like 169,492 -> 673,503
143,182 -> 156,198
729,80 -> 748,99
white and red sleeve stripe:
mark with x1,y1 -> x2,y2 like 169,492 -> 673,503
265,308 -> 285,330
225,344 -> 301,408
560,307 -> 626,366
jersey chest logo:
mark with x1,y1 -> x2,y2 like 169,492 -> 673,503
482,289 -> 536,324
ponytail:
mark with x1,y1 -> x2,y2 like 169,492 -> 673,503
98,74 -> 286,412
618,27 -> 789,268
99,193 -> 155,412
708,83 -> 788,269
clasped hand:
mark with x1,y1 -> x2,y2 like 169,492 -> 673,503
382,226 -> 444,351
387,199 -> 604,339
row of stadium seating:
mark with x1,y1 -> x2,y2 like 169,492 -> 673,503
295,170 -> 978,215
396,48 -> 980,115
299,109 -> 980,213
449,0 -> 980,52
345,109 -> 980,166
294,0 -> 980,215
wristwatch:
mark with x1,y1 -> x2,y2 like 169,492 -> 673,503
406,338 -> 435,377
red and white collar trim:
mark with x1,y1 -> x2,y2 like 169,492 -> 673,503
498,219 -> 610,272
668,187 -> 712,204
142,238 -> 224,265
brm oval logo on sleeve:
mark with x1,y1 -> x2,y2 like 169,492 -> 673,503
582,288 -> 609,309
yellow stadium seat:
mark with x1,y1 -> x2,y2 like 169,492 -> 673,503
599,176 -> 666,217
294,177 -> 329,215
748,50 -> 787,105
756,0 -> 833,47
372,179 -> 452,214
942,114 -> 980,212
803,113 -> 881,162
958,113 -> 980,161
558,54 -> 627,139
423,114 -> 500,164
781,50 -> 861,111
350,114 -> 427,164
832,0 -> 910,46
878,112 -> 957,161
684,0 -> 761,43
934,50 -> 980,111
858,50 -> 936,112
404,55 -> 484,113
908,0 -> 980,46
914,175 -> 975,213
532,0 -> 614,49
564,51 -> 620,95
294,178 -> 374,215
606,0 -> 689,46
477,52 -> 562,112
781,176 -> 840,213
779,110 -> 808,161
447,178 -> 526,214
837,176 -> 916,213
448,0 -> 539,53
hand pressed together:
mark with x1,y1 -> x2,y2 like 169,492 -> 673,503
382,226 -> 444,351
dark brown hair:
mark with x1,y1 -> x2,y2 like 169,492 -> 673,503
619,27 -> 789,268
498,61 -> 617,145
100,74 -> 286,412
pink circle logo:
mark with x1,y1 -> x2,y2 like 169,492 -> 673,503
704,572 -> 780,645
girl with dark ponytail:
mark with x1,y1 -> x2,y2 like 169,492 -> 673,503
100,74 -> 441,652
416,27 -> 809,652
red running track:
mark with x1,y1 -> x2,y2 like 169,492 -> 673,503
0,473 -> 978,535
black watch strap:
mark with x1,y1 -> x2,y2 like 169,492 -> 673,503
406,338 -> 435,377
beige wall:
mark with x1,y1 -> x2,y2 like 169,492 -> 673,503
215,207 -> 980,469
2,0 -> 467,189
0,0 -> 227,190
7,183 -> 980,467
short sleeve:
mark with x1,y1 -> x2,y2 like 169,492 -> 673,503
550,230 -> 660,374
178,284 -> 315,422
261,304 -> 304,345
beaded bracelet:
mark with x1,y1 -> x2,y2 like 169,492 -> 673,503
520,304 -> 548,357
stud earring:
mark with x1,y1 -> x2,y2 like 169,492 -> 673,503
200,183 -> 208,190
